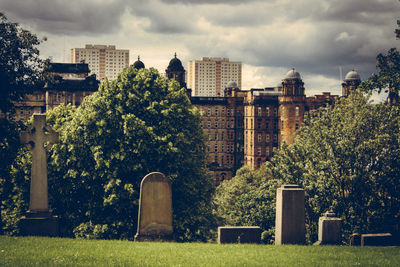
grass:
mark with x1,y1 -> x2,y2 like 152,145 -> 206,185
0,236 -> 399,266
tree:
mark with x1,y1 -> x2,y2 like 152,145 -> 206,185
41,67 -> 215,241
359,48 -> 400,105
215,91 -> 400,244
0,12 -> 44,114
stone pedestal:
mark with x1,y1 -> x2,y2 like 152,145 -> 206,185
218,226 -> 261,244
19,210 -> 59,236
314,211 -> 342,245
275,184 -> 305,245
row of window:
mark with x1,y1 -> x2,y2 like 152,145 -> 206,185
204,120 -> 235,129
207,144 -> 236,153
208,131 -> 235,141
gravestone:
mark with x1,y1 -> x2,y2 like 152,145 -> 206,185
19,114 -> 59,236
275,184 -> 305,245
314,211 -> 342,245
218,226 -> 261,244
135,172 -> 173,241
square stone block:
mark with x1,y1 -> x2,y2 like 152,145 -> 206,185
218,226 -> 261,244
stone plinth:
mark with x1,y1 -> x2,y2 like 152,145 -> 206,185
218,226 -> 261,244
275,184 -> 305,245
314,211 -> 342,245
135,172 -> 173,241
361,233 -> 393,246
19,210 -> 59,236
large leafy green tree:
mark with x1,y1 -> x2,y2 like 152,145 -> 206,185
43,67 -> 215,241
0,12 -> 43,114
215,91 -> 400,244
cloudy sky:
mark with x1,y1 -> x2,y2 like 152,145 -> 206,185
2,0 -> 400,96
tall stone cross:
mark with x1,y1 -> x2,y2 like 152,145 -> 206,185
20,114 -> 58,212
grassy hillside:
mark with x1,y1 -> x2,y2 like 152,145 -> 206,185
0,236 -> 399,266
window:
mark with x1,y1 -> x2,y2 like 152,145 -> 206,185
281,120 -> 284,130
215,108 -> 219,116
296,106 -> 300,116
274,134 -> 278,142
258,107 -> 262,116
207,108 -> 211,116
214,144 -> 218,152
274,108 -> 278,117
207,120 -> 211,128
221,144 -> 224,152
296,121 -> 299,130
257,119 -> 262,129
257,146 -> 261,155
266,147 -> 270,156
215,132 -> 218,140
258,133 -> 262,143
215,120 -> 218,128
266,134 -> 270,142
266,107 -> 270,116
222,108 -> 225,115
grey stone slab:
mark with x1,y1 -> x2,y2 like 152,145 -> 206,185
275,184 -> 305,245
361,233 -> 393,246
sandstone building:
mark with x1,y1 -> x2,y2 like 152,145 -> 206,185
12,62 -> 99,122
163,56 -> 360,185
70,45 -> 129,80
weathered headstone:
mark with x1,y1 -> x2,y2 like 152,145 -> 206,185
349,233 -> 361,246
275,184 -> 305,245
361,233 -> 393,246
19,114 -> 59,236
218,226 -> 261,244
135,172 -> 173,241
314,210 -> 342,245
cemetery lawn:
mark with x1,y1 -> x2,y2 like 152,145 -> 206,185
0,236 -> 399,266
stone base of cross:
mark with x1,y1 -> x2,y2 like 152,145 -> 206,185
19,114 -> 59,236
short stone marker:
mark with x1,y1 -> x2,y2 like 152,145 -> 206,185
361,233 -> 393,246
349,233 -> 361,246
275,184 -> 305,245
135,172 -> 173,241
19,114 -> 59,236
314,210 -> 342,245
218,226 -> 261,244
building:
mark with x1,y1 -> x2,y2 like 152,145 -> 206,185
70,45 -> 129,80
12,62 -> 99,122
187,57 -> 242,97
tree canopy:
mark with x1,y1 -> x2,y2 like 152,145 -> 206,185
0,12 -> 43,114
214,91 -> 400,244
41,67 -> 215,241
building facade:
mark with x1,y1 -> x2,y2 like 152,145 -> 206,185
12,62 -> 99,122
70,45 -> 129,80
187,57 -> 242,97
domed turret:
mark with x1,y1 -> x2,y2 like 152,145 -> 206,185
284,68 -> 301,80
166,53 -> 184,72
133,56 -> 145,70
344,70 -> 360,81
342,69 -> 361,97
166,53 -> 186,89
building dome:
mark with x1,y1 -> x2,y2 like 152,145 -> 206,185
284,68 -> 301,80
167,53 -> 184,72
133,56 -> 145,69
344,70 -> 360,81
226,81 -> 238,88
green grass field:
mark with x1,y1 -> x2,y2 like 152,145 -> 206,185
0,236 -> 399,266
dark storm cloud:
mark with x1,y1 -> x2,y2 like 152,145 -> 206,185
1,0 -> 126,35
314,0 -> 400,25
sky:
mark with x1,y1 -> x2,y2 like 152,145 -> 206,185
2,0 -> 400,97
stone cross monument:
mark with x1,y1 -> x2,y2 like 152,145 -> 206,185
19,114 -> 59,236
